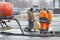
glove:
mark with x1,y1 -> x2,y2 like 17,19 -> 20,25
31,19 -> 35,22
48,20 -> 52,24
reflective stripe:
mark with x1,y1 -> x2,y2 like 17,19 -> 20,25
39,17 -> 48,23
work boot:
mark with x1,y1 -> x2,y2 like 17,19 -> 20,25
40,31 -> 43,34
43,32 -> 47,34
43,30 -> 47,34
50,31 -> 53,34
40,30 -> 43,34
28,29 -> 31,32
46,28 -> 49,31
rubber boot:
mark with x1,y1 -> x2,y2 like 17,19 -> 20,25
40,30 -> 43,34
50,31 -> 53,34
28,29 -> 31,32
43,30 -> 47,34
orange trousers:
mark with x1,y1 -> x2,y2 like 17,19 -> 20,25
40,22 -> 50,30
46,23 -> 50,29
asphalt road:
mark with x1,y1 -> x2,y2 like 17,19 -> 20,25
0,21 -> 60,40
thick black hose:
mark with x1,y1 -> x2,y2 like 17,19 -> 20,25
12,18 -> 24,34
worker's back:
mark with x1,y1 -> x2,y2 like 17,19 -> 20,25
39,10 -> 48,18
47,10 -> 52,20
27,11 -> 34,21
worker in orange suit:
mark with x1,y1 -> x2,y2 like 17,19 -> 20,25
46,10 -> 52,31
39,8 -> 48,34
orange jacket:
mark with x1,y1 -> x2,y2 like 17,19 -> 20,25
39,10 -> 48,18
47,10 -> 52,20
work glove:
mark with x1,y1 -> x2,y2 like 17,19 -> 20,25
48,20 -> 52,24
31,20 -> 35,22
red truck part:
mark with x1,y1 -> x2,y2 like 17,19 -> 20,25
0,2 -> 12,16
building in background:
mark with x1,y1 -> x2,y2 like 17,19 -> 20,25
0,0 -> 52,8
53,0 -> 60,14
0,0 -> 3,1
0,0 -> 60,14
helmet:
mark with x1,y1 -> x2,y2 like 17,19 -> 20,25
29,8 -> 33,11
43,8 -> 47,10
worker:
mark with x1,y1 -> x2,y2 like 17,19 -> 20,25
39,8 -> 48,34
25,8 -> 34,32
46,10 -> 52,31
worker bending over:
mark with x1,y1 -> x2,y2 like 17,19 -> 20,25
39,8 -> 48,34
46,10 -> 52,31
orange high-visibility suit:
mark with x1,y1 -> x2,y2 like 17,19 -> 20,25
39,10 -> 48,30
47,10 -> 52,29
